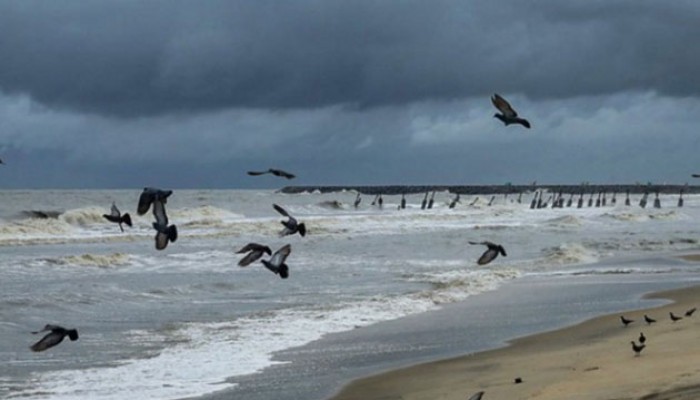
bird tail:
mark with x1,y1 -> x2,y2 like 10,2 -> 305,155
298,223 -> 306,237
121,213 -> 133,227
167,225 -> 178,243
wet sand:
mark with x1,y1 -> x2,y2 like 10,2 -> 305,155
330,283 -> 700,400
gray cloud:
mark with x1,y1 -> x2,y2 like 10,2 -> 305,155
1,1 -> 700,117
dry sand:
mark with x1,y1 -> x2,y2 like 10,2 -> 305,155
330,283 -> 700,400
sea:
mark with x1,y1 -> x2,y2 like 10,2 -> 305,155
1,189 -> 700,400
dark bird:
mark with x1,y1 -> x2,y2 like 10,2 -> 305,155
428,191 -> 435,209
685,307 -> 696,317
400,194 -> 406,210
639,332 -> 646,344
354,193 -> 361,208
491,93 -> 531,129
449,194 -> 460,209
152,194 -> 178,250
670,312 -> 683,322
235,243 -> 272,267
692,174 -> 700,178
468,391 -> 485,400
102,202 -> 132,232
469,241 -> 507,265
620,315 -> 634,327
247,168 -> 295,179
630,341 -> 645,356
273,204 -> 306,237
30,324 -> 79,352
421,192 -> 428,210
261,244 -> 292,279
137,187 -> 173,215
644,314 -> 656,325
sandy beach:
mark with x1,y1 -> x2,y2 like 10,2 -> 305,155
331,280 -> 700,400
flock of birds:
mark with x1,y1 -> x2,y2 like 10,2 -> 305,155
621,306 -> 697,357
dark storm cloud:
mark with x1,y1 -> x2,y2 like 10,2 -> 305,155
0,1 -> 699,117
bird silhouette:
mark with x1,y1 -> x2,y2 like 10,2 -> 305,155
469,241 -> 507,265
137,187 -> 173,215
670,312 -> 683,322
30,324 -> 79,352
491,93 -> 531,129
151,192 -> 177,250
235,243 -> 272,267
260,244 -> 292,279
247,168 -> 295,179
644,314 -> 656,325
102,202 -> 132,232
273,204 -> 306,237
620,315 -> 634,327
639,332 -> 646,344
630,341 -> 645,356
685,307 -> 696,317
468,391 -> 485,400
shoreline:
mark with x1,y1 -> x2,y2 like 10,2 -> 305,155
329,283 -> 700,400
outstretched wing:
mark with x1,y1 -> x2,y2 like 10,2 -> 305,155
236,243 -> 271,255
239,250 -> 264,267
110,203 -> 120,217
468,391 -> 485,400
271,169 -> 295,179
30,331 -> 65,352
270,244 -> 292,266
247,170 -> 269,176
491,93 -> 518,118
137,189 -> 156,215
152,199 -> 168,227
477,248 -> 498,265
273,204 -> 291,218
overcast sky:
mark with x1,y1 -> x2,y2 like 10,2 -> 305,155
0,0 -> 699,189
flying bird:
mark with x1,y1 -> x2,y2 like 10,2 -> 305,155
247,168 -> 295,179
273,204 -> 306,237
137,187 -> 173,215
30,324 -> 79,352
491,93 -> 531,129
468,391 -> 485,400
152,196 -> 178,250
630,341 -> 645,356
685,307 -> 696,317
620,315 -> 634,327
235,243 -> 272,267
102,202 -> 132,232
261,244 -> 292,279
469,241 -> 507,265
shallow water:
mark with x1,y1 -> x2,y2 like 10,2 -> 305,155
0,189 -> 698,399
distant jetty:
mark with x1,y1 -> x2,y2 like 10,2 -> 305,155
279,184 -> 700,195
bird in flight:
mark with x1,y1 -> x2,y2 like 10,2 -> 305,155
261,244 -> 292,279
102,202 -> 132,232
491,93 -> 531,129
247,168 -> 296,179
469,241 -> 507,265
30,324 -> 79,352
273,204 -> 306,237
236,243 -> 272,267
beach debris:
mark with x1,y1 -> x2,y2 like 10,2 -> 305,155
639,332 -> 646,344
669,312 -> 683,322
468,241 -> 507,265
273,204 -> 306,237
102,202 -> 132,232
685,307 -> 696,317
644,314 -> 656,325
235,243 -> 272,267
261,244 -> 292,279
468,391 -> 485,400
620,315 -> 634,327
491,93 -> 531,129
30,324 -> 79,352
247,168 -> 295,179
630,340 -> 645,356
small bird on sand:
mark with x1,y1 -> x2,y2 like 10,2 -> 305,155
102,202 -> 132,232
469,241 -> 507,265
685,307 -> 696,317
261,244 -> 292,279
247,168 -> 295,179
30,324 -> 79,352
670,312 -> 683,322
639,332 -> 646,344
620,315 -> 634,327
235,243 -> 272,267
491,93 -> 531,129
273,204 -> 306,237
630,341 -> 645,356
644,314 -> 656,325
468,391 -> 485,400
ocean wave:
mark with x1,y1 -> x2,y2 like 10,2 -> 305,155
541,243 -> 599,266
59,207 -> 108,226
20,210 -> 62,219
545,215 -> 583,227
40,253 -> 131,268
171,206 -> 244,222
